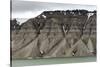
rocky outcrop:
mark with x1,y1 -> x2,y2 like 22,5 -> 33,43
10,19 -> 20,30
11,10 -> 96,59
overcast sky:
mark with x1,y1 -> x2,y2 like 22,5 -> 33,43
12,0 -> 96,24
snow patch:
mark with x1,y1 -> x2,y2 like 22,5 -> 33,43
87,13 -> 94,19
42,15 -> 46,19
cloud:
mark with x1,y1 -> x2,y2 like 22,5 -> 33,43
12,11 -> 43,18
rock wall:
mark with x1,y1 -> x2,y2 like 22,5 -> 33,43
11,10 -> 96,59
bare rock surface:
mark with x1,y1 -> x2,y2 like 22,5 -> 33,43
11,10 -> 96,59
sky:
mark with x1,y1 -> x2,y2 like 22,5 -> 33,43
12,0 -> 96,24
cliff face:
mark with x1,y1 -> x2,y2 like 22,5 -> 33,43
11,10 -> 96,59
